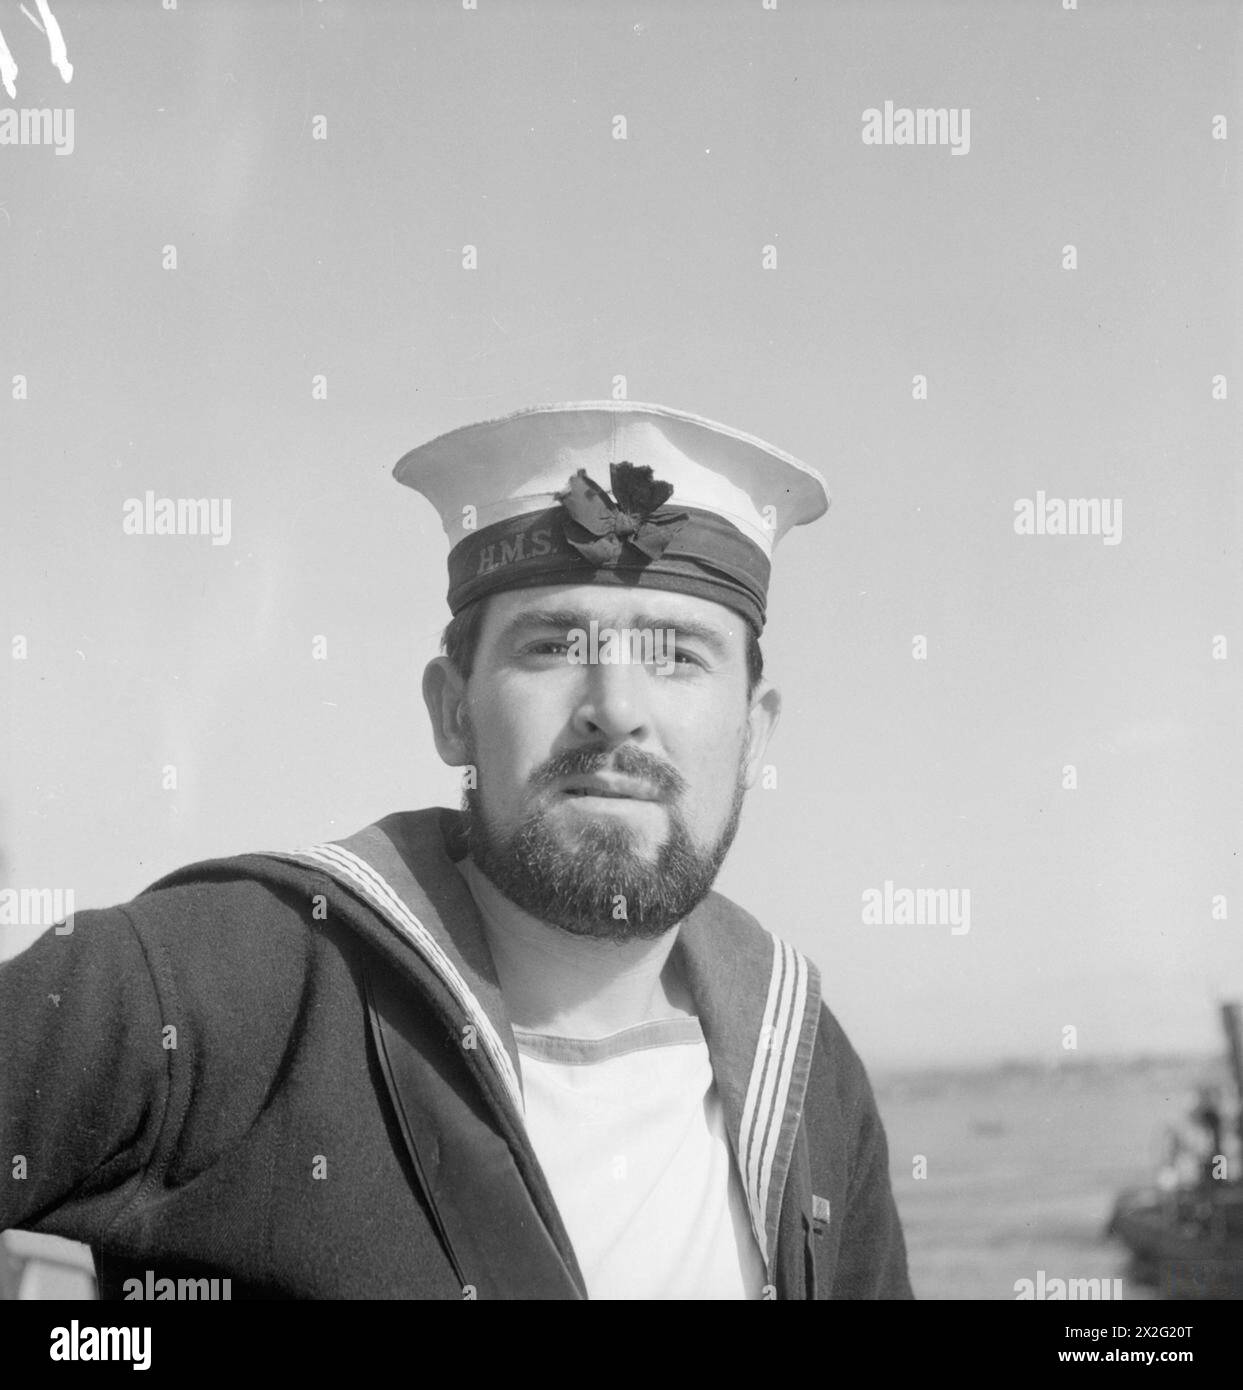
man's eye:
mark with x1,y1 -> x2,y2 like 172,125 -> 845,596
665,649 -> 705,670
526,641 -> 570,656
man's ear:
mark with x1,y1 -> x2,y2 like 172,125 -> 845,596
422,656 -> 471,766
742,680 -> 781,789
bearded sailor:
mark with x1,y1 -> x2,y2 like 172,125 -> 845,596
0,401 -> 913,1300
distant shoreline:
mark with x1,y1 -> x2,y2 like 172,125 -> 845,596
872,1052 -> 1224,1092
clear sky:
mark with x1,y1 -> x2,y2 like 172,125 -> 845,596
1,0 -> 1239,1067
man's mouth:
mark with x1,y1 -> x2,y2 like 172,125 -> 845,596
558,775 -> 662,802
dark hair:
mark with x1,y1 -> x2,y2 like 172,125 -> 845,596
441,596 -> 764,695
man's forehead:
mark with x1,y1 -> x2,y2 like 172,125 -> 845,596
483,587 -> 748,643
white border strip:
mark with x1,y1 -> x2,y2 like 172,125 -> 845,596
737,936 -> 809,1271
288,843 -> 524,1116
757,944 -> 808,1238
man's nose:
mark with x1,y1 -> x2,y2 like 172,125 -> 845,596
569,660 -> 653,744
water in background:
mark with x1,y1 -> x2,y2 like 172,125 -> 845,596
4,1054 -> 1232,1300
875,1055 -> 1232,1300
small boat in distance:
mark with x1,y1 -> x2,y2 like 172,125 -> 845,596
1106,1002 -> 1243,1300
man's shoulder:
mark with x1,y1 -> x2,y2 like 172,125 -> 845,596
84,809 -> 454,992
106,810 -> 444,941
125,852 -> 313,924
70,846 -> 347,997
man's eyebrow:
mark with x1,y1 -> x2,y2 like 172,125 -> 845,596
496,609 -> 731,655
496,611 -> 594,642
633,615 -> 729,654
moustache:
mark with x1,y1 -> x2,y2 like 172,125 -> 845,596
529,745 -> 687,799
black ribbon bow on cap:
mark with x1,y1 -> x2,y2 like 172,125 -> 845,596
555,462 -> 690,567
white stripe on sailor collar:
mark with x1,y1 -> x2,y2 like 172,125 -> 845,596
270,836 -> 816,1279
737,936 -> 811,1271
266,843 -> 525,1117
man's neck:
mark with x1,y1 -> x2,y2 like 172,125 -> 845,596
455,855 -> 694,1037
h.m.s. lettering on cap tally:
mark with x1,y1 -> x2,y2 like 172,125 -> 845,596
392,401 -> 830,634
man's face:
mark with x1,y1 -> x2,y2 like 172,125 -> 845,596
429,585 -> 779,940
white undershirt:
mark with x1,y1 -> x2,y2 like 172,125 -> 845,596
513,1016 -> 768,1300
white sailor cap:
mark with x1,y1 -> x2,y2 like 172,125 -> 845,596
393,401 -> 829,633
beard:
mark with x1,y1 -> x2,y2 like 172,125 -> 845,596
459,714 -> 748,942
